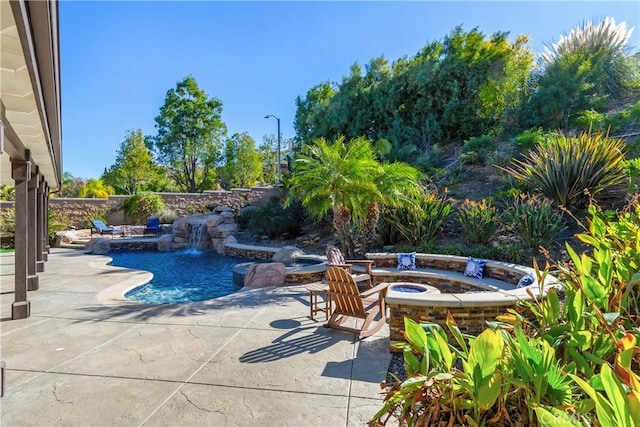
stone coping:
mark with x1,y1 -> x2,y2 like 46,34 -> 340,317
366,253 -> 560,307
225,243 -> 281,254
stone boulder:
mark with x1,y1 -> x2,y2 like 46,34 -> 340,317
272,246 -> 304,264
213,205 -> 233,214
244,262 -> 286,288
208,223 -> 237,239
54,230 -> 79,247
213,235 -> 237,254
157,234 -> 174,251
85,237 -> 111,255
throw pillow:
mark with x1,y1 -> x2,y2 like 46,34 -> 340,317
397,252 -> 417,270
517,273 -> 535,288
464,257 -> 486,279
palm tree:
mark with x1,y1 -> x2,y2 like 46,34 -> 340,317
288,135 -> 422,257
360,162 -> 422,254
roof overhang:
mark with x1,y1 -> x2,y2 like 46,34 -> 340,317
1,0 -> 62,190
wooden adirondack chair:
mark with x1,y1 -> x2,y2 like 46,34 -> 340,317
325,245 -> 374,290
324,266 -> 389,339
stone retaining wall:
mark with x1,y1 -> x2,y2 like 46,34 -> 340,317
1,186 -> 283,229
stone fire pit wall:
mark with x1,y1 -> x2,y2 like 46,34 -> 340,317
365,253 -> 559,352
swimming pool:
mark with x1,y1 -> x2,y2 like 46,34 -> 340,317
110,249 -> 245,304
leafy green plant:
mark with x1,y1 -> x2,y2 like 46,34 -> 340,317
242,197 -> 303,239
384,192 -> 451,247
376,200 -> 640,426
575,109 -> 607,132
621,158 -> 640,193
122,192 -> 166,224
502,194 -> 565,251
457,199 -> 501,244
514,128 -> 547,152
461,135 -> 496,165
0,208 -> 15,235
504,132 -> 627,210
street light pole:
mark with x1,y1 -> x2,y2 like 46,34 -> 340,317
264,114 -> 281,185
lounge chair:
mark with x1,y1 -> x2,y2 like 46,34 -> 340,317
324,266 -> 389,339
325,245 -> 374,290
90,220 -> 125,239
144,217 -> 161,237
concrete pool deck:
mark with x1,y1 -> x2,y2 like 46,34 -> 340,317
0,249 -> 391,426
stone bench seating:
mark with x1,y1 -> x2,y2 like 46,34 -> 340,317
364,253 -> 560,351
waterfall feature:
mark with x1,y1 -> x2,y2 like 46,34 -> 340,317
188,222 -> 207,250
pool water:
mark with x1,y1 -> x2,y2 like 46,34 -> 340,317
110,249 -> 244,304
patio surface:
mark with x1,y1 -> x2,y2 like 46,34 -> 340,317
0,249 -> 391,426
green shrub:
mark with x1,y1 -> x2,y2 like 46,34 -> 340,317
122,192 -> 166,224
242,197 -> 302,239
504,132 -> 627,210
621,157 -> 640,193
502,194 -> 565,250
514,128 -> 547,152
384,192 -> 451,247
460,135 -> 496,165
0,208 -> 15,235
575,109 -> 607,132
456,199 -> 500,244
497,243 -> 524,263
437,243 -> 465,256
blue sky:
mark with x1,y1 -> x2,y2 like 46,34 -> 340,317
60,1 -> 640,179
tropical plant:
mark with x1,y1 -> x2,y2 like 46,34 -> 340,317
0,185 -> 15,201
457,199 -> 501,244
288,136 -> 421,258
359,161 -> 423,254
152,75 -> 226,193
504,132 -> 627,210
383,191 -> 451,248
374,200 -> 640,426
502,194 -> 565,251
460,135 -> 496,165
78,179 -> 115,199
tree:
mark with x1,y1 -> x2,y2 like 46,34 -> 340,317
102,129 -> 158,195
58,172 -> 84,198
78,179 -> 115,198
152,75 -> 226,193
220,132 -> 263,188
288,136 -> 422,257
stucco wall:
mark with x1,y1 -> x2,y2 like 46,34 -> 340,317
0,186 -> 284,229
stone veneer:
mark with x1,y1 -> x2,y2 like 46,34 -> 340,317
365,253 -> 558,352
0,186 -> 284,230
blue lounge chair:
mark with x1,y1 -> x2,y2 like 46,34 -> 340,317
90,220 -> 125,239
144,217 -> 161,237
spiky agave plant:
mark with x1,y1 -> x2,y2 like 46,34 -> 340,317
504,132 -> 627,211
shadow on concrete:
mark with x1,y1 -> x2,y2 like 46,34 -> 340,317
69,286 -> 312,323
239,325 -> 353,364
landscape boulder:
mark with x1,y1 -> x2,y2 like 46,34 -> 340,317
244,262 -> 286,288
85,237 -> 110,255
272,246 -> 304,264
54,230 -> 79,247
157,234 -> 174,251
